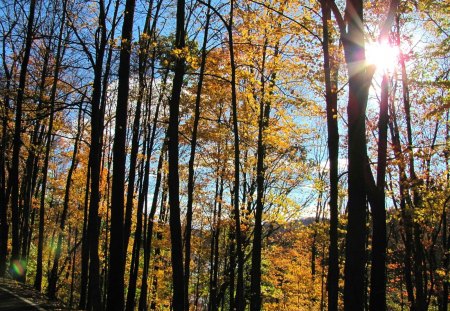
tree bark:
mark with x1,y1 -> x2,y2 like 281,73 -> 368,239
9,0 -> 37,281
35,0 -> 67,287
138,136 -> 166,311
167,0 -> 186,307
86,1 -> 108,309
250,36 -> 272,311
106,0 -> 136,308
184,2 -> 211,308
328,0 -> 374,309
321,2 -> 340,310
368,74 -> 389,311
123,0 -> 159,254
19,33 -> 53,283
227,1 -> 245,308
126,94 -> 160,310
48,91 -> 82,299
79,162 -> 90,309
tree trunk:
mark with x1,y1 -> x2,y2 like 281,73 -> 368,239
48,90 -> 82,299
86,1 -> 108,309
321,2 -> 340,310
250,36 -> 272,311
184,2 -> 211,308
79,165 -> 90,309
9,0 -> 37,281
34,117 -> 55,291
34,4 -> 67,286
366,3 -> 399,309
329,0 -> 374,309
123,0 -> 156,255
138,136 -> 166,311
19,34 -> 52,283
227,1 -> 245,308
368,74 -> 389,311
150,174 -> 169,311
106,0 -> 136,308
443,111 -> 449,311
399,33 -> 426,310
208,156 -> 224,311
388,103 -> 416,307
0,17 -> 17,278
167,0 -> 186,308
126,101 -> 159,310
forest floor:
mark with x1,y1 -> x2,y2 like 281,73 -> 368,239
0,278 -> 70,310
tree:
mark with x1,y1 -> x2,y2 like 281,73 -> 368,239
35,0 -> 68,291
328,0 -> 374,309
8,0 -> 37,281
183,1 -> 211,308
106,0 -> 136,308
319,1 -> 340,309
167,0 -> 187,308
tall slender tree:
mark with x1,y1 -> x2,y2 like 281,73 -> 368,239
85,0 -> 108,307
35,0 -> 68,291
8,0 -> 37,281
107,0 -> 136,308
367,3 -> 399,309
167,0 -> 187,308
320,1 -> 340,309
184,1 -> 211,308
328,0 -> 375,309
227,1 -> 245,308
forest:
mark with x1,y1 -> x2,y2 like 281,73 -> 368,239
0,0 -> 448,310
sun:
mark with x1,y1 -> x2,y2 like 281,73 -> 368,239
365,40 -> 399,72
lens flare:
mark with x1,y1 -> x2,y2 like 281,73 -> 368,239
365,40 -> 399,72
11,260 -> 25,277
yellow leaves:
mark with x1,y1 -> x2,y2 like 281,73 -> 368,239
262,223 -> 325,310
139,31 -> 150,42
170,46 -> 200,70
171,46 -> 189,59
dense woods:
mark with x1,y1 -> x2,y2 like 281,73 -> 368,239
0,0 -> 449,310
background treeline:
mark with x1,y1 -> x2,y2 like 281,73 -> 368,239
0,0 -> 448,310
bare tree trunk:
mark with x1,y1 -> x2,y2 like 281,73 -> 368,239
399,30 -> 426,310
19,32 -> 53,282
167,0 -> 186,307
9,0 -> 37,281
79,165 -> 90,309
0,15 -> 17,278
320,2 -> 340,310
184,2 -> 211,308
138,136 -> 166,311
250,36 -> 271,311
329,0 -> 374,309
368,74 -> 389,311
388,102 -> 416,307
35,0 -> 67,288
123,0 -> 158,256
365,3 -> 399,310
126,99 -> 160,310
442,111 -> 449,311
150,174 -> 169,311
48,93 -> 82,299
106,0 -> 136,308
86,1 -> 108,308
69,228 -> 78,308
208,151 -> 225,311
226,1 -> 245,308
